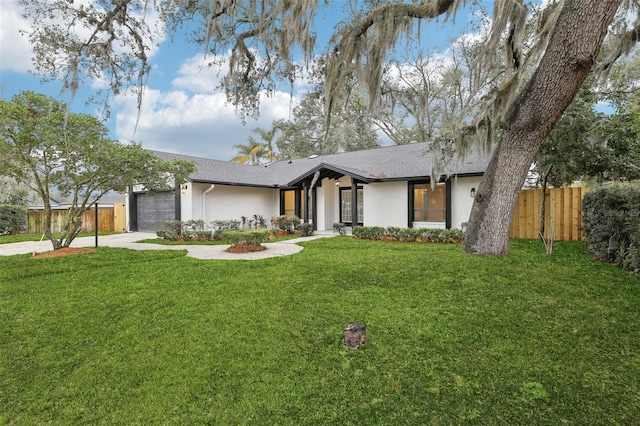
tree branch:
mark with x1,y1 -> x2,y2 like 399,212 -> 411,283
597,22 -> 640,72
333,0 -> 456,55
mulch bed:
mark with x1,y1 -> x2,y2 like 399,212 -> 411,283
224,244 -> 266,253
31,247 -> 96,259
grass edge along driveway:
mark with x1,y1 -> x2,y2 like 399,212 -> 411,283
1,238 -> 639,424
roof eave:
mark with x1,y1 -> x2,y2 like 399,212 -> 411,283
286,163 -> 373,187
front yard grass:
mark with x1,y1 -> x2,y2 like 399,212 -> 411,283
1,238 -> 639,424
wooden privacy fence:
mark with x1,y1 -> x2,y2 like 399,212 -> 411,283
27,202 -> 126,234
509,187 -> 589,241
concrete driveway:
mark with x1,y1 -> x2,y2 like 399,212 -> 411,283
0,232 -> 335,260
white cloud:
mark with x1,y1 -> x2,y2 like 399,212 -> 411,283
112,49 -> 302,162
0,1 -> 35,73
114,87 -> 298,161
172,53 -> 226,93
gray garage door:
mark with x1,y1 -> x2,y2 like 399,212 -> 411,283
135,191 -> 176,232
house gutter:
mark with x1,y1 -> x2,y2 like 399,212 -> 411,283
202,184 -> 215,221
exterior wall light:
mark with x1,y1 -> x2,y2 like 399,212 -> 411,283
470,188 -> 476,197
181,184 -> 189,195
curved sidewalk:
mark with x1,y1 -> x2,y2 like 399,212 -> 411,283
0,232 -> 336,260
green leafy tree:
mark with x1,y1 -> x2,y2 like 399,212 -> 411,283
267,55 -> 381,159
18,0 -> 639,255
274,84 -> 380,158
537,81 -> 640,189
0,91 -> 195,249
599,106 -> 640,182
533,80 -> 640,237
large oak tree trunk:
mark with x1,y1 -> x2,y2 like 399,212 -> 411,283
463,0 -> 621,256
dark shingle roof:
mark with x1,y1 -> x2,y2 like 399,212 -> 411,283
149,150 -> 279,187
150,142 -> 490,188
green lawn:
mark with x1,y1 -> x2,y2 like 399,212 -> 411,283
1,238 -> 639,424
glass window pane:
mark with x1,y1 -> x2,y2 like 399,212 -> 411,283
284,190 -> 295,216
413,183 -> 445,222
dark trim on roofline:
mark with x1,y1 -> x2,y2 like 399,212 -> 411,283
289,167 -> 486,187
405,172 -> 485,182
286,163 -> 372,187
189,171 -> 485,189
188,179 -> 280,189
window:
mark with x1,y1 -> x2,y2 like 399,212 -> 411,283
283,190 -> 296,216
282,189 -> 312,221
413,183 -> 445,222
340,188 -> 363,225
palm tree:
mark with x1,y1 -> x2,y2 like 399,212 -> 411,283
229,139 -> 265,165
251,127 -> 279,162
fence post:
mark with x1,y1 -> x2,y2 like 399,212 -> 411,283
95,204 -> 98,248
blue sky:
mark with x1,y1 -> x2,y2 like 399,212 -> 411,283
0,1 -> 491,161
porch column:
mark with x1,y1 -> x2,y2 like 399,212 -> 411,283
294,188 -> 301,218
128,186 -> 138,232
312,188 -> 317,230
407,181 -> 415,228
175,186 -> 181,222
351,180 -> 358,226
303,182 -> 309,223
445,179 -> 452,229
279,190 -> 285,215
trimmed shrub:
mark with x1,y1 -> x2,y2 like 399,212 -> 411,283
212,219 -> 241,231
270,215 -> 301,234
182,219 -> 207,240
353,226 -> 385,240
212,219 -> 241,240
155,220 -> 183,240
353,225 -> 464,244
421,228 -> 445,242
333,222 -> 346,235
582,184 -> 640,274
297,222 -> 314,237
219,229 -> 269,246
384,226 -> 404,240
163,220 -> 184,235
0,204 -> 28,235
195,230 -> 213,240
156,229 -> 180,241
242,214 -> 268,229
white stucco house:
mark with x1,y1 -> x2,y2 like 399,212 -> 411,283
125,142 -> 490,233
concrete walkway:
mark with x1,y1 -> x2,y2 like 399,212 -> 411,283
0,232 -> 337,260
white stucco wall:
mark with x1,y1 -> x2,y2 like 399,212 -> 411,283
413,221 -> 447,229
190,183 -> 279,225
124,191 -> 130,232
314,185 -> 326,230
179,175 -> 482,231
450,176 -> 483,229
363,181 -> 409,227
320,178 -> 338,230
